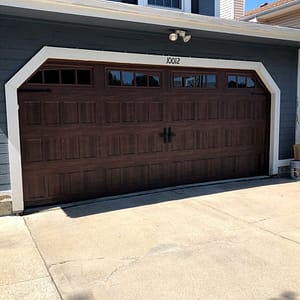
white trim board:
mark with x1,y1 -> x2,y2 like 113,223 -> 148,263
5,46 -> 281,213
296,48 -> 300,144
1,0 -> 300,43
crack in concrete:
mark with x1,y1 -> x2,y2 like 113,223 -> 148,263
196,202 -> 300,246
0,275 -> 50,287
48,256 -> 105,269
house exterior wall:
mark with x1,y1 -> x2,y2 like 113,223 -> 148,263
0,15 -> 298,192
220,0 -> 234,19
234,0 -> 245,19
107,0 -> 216,16
219,0 -> 245,19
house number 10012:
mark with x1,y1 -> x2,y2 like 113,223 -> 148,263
166,57 -> 181,64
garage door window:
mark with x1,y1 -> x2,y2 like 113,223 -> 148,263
228,75 -> 256,88
174,74 -> 217,88
27,69 -> 92,85
107,70 -> 161,87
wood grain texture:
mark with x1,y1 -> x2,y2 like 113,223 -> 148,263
18,61 -> 270,207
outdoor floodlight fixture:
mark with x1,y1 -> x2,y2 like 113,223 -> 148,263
169,30 -> 192,43
169,32 -> 178,41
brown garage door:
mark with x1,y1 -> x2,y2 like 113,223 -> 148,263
18,60 -> 270,207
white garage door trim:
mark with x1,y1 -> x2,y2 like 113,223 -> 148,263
5,46 -> 280,213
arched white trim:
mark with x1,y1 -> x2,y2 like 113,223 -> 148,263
5,46 -> 280,213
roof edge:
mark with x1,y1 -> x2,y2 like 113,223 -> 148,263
242,0 -> 300,21
1,0 -> 300,42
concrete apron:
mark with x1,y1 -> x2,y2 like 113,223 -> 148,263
2,178 -> 300,300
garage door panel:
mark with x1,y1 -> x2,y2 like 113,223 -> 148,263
63,136 -> 80,160
62,102 -> 79,124
44,137 -> 62,161
136,102 -> 150,122
79,136 -> 97,158
105,102 -> 121,123
84,169 -> 106,195
19,63 -> 270,207
104,101 -> 165,124
22,138 -> 43,163
23,173 -> 46,201
197,102 -> 209,120
44,101 -> 61,125
207,101 -> 219,119
79,102 -> 97,123
171,102 -> 196,121
22,101 -> 42,125
62,171 -> 83,196
47,173 -> 61,199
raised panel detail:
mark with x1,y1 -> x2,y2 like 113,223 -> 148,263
63,102 -> 79,124
120,135 -> 136,155
122,102 -> 136,122
149,164 -> 163,185
45,102 -> 60,125
44,137 -> 62,161
105,102 -> 121,123
64,136 -> 80,159
62,171 -> 83,195
136,103 -> 149,122
123,165 -> 147,189
80,102 -> 96,123
24,102 -> 41,125
80,136 -> 97,158
149,103 -> 163,121
84,169 -> 105,194
22,139 -> 43,162
23,173 -> 46,200
47,174 -> 61,198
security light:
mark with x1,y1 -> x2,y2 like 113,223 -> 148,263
169,32 -> 178,41
183,34 -> 192,43
169,30 -> 191,43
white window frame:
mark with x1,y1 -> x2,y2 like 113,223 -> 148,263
138,0 -> 191,13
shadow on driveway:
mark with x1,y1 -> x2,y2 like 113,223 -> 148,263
270,291 -> 299,300
25,177 -> 294,218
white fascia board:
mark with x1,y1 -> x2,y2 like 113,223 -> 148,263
1,0 -> 300,43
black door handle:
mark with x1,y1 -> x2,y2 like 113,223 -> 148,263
159,127 -> 176,143
159,128 -> 168,143
167,127 -> 176,143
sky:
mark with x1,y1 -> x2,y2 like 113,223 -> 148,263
245,0 -> 271,11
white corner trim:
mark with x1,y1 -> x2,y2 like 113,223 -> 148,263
296,49 -> 300,144
5,46 -> 281,213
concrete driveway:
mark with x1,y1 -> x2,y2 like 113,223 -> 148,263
1,178 -> 300,300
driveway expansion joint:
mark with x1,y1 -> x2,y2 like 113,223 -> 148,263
196,202 -> 300,246
22,217 -> 63,300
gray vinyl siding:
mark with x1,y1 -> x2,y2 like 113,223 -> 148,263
0,15 -> 297,190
